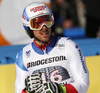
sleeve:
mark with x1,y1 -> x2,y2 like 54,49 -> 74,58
65,39 -> 89,93
15,50 -> 29,93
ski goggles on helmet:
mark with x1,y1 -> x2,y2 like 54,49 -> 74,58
29,15 -> 54,30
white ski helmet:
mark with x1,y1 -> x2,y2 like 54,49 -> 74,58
22,2 -> 54,38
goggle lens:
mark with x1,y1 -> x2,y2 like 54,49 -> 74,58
30,15 -> 53,30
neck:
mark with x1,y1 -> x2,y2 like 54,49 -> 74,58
34,39 -> 44,46
33,36 -> 53,50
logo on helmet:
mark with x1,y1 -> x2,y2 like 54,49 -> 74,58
30,6 -> 46,13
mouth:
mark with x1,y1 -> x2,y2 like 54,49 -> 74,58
41,32 -> 49,37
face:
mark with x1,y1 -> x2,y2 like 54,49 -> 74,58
33,25 -> 52,45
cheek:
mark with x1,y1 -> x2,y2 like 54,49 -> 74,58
48,28 -> 52,34
33,31 -> 39,37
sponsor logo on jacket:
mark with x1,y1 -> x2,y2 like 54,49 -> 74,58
27,56 -> 67,68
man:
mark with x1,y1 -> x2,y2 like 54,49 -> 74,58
15,2 -> 89,93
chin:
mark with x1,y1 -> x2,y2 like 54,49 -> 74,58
34,34 -> 52,43
42,36 -> 50,41
42,39 -> 50,43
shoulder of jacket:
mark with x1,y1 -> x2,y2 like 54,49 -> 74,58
16,43 -> 32,58
58,37 -> 74,43
23,43 -> 32,50
58,37 -> 78,48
